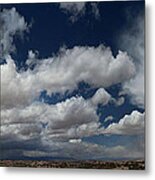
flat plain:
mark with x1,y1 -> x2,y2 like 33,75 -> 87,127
0,160 -> 145,170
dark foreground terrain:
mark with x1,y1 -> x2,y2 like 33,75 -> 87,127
0,160 -> 145,170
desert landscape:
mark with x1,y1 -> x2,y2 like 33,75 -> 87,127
0,160 -> 145,170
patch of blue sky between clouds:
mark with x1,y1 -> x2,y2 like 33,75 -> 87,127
38,81 -> 97,105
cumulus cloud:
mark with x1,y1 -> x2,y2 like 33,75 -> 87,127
1,96 -> 100,142
1,88 -> 129,145
29,46 -> 135,93
90,88 -> 111,106
119,14 -> 144,108
59,2 -> 100,23
1,56 -> 38,109
45,96 -> 100,140
0,8 -> 28,58
102,111 -> 145,135
1,45 -> 135,109
1,93 -> 144,159
1,93 -> 144,153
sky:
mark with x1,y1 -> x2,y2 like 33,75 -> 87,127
0,0 -> 145,160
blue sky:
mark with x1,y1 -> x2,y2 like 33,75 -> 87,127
0,1 -> 145,160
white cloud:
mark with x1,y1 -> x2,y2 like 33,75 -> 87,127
1,93 -> 144,148
34,46 -> 135,94
104,115 -> 114,122
59,2 -> 100,23
45,96 -> 100,139
59,2 -> 86,22
1,96 -> 100,142
115,96 -> 125,106
90,88 -> 111,106
1,45 -> 136,109
111,96 -> 125,106
69,139 -> 82,143
59,2 -> 86,13
26,50 -> 39,67
91,89 -> 125,107
0,8 -> 28,58
102,110 -> 145,135
119,14 -> 144,108
1,56 -> 38,109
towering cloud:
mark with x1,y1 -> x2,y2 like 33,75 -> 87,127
119,14 -> 145,108
102,111 -> 145,135
1,46 -> 136,109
